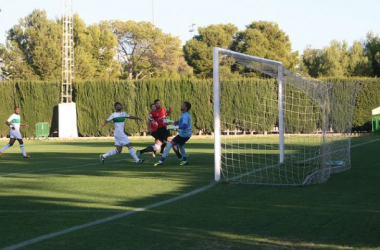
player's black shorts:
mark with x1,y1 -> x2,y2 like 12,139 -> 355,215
151,127 -> 171,143
172,135 -> 190,146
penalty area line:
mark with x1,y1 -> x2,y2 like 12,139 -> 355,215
1,182 -> 217,250
0,159 -> 126,177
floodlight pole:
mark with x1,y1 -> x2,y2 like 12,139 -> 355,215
62,0 -> 74,103
59,0 -> 78,138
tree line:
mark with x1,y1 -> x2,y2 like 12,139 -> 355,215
1,9 -> 379,80
0,78 -> 377,138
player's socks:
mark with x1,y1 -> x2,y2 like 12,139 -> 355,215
140,146 -> 154,154
20,144 -> 27,157
160,143 -> 166,155
128,147 -> 140,162
161,143 -> 172,159
179,145 -> 187,161
0,143 -> 11,152
103,149 -> 118,158
173,145 -> 182,159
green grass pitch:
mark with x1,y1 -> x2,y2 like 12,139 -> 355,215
0,137 -> 379,249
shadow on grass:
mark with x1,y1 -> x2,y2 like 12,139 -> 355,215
0,138 -> 379,249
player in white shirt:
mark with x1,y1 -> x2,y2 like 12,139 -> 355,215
100,102 -> 145,164
0,107 -> 30,158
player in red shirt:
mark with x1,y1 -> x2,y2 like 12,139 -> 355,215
137,99 -> 181,159
147,103 -> 166,157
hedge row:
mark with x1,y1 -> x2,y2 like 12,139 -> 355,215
0,78 -> 379,138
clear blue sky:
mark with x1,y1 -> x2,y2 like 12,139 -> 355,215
0,0 -> 379,53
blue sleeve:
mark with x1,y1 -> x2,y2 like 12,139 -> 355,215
178,115 -> 190,129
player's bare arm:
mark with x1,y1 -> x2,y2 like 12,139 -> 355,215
166,106 -> 173,116
128,116 -> 143,122
147,119 -> 152,133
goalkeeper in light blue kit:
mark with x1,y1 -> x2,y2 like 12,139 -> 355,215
154,102 -> 192,166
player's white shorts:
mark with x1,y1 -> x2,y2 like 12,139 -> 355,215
10,130 -> 22,139
114,133 -> 131,146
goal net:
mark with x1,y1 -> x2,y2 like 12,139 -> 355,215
213,48 -> 359,186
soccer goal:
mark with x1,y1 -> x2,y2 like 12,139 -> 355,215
213,48 -> 359,186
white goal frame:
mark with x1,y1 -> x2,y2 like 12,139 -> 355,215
213,47 -> 285,181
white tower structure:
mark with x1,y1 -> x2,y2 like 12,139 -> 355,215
59,0 -> 78,138
61,0 -> 74,103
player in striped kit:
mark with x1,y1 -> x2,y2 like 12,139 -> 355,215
100,102 -> 144,164
0,107 -> 30,158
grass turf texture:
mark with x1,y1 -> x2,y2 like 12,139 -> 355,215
0,137 -> 379,249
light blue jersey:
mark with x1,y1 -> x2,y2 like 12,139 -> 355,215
177,111 -> 192,137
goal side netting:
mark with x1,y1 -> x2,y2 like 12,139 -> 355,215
213,48 -> 359,186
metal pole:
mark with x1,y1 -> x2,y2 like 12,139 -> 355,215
278,65 -> 284,163
213,47 -> 221,181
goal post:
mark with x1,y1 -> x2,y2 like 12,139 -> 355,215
277,63 -> 285,164
213,47 -> 359,186
213,47 -> 221,182
214,47 -> 285,182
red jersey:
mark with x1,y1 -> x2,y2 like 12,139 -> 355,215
150,107 -> 167,129
148,112 -> 159,132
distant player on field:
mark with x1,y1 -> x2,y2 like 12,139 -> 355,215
100,102 -> 145,164
0,107 -> 30,158
155,101 -> 192,166
137,99 -> 182,159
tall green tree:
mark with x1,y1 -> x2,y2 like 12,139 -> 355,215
232,21 -> 299,70
74,17 -> 120,80
105,20 -> 189,79
0,10 -> 119,81
301,40 -> 372,78
89,23 -> 121,78
299,46 -> 321,78
318,40 -> 349,77
364,32 -> 380,77
184,22 -> 298,77
183,24 -> 238,77
0,43 -> 36,80
347,41 -> 372,76
74,15 -> 97,80
2,9 -> 61,80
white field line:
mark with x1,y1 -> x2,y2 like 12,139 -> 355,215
2,138 -> 379,250
226,138 -> 380,184
0,159 -> 126,177
350,138 -> 380,148
1,182 -> 216,250
0,209 -> 128,213
287,138 -> 380,165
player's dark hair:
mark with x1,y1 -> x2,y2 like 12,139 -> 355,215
150,103 -> 155,108
184,101 -> 191,110
154,99 -> 160,104
114,102 -> 122,108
